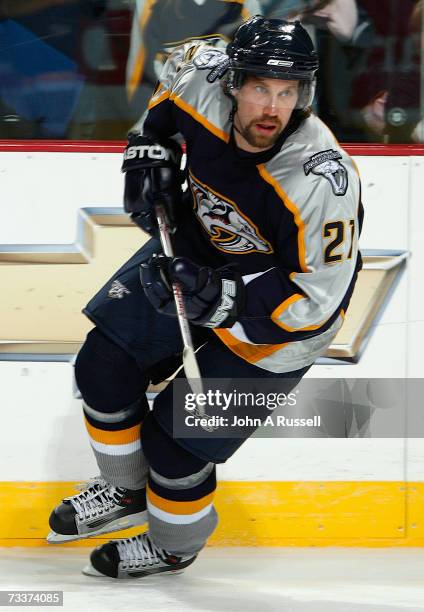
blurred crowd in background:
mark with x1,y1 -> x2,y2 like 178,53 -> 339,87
0,0 -> 422,143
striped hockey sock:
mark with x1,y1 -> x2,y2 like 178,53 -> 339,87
83,398 -> 149,490
146,463 -> 218,555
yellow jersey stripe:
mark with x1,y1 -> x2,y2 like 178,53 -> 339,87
271,293 -> 327,332
148,89 -> 171,110
257,164 -> 308,273
213,329 -> 288,364
170,92 -> 230,142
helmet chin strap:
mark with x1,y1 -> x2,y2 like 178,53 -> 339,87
228,96 -> 237,124
233,124 -> 243,137
233,116 -> 243,137
232,109 -> 246,140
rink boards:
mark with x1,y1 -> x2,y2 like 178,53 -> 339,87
1,142 -> 423,546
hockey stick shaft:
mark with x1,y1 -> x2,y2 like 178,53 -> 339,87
155,203 -> 204,400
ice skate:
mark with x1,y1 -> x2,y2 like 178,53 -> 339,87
83,531 -> 197,579
47,477 -> 147,543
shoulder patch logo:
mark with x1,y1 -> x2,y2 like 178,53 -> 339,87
303,149 -> 348,196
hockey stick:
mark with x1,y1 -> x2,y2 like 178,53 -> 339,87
154,203 -> 214,430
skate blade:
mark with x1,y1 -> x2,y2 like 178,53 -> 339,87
81,564 -> 186,579
46,510 -> 148,544
82,564 -> 106,577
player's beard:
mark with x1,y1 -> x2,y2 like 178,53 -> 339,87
235,114 -> 283,149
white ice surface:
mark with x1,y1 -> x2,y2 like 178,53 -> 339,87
0,547 -> 424,611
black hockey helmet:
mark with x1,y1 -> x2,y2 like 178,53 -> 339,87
225,16 -> 319,109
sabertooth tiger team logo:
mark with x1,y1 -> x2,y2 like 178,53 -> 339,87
303,149 -> 348,196
108,280 -> 131,299
189,174 -> 273,254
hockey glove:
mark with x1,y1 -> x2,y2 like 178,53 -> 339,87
193,48 -> 231,83
122,134 -> 183,236
140,255 -> 245,328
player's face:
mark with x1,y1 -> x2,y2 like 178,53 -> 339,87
233,76 -> 299,152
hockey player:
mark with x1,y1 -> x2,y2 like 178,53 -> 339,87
48,16 -> 364,579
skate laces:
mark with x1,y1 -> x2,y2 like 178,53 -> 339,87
116,533 -> 165,569
74,475 -> 106,493
70,483 -> 123,521
63,476 -> 107,508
